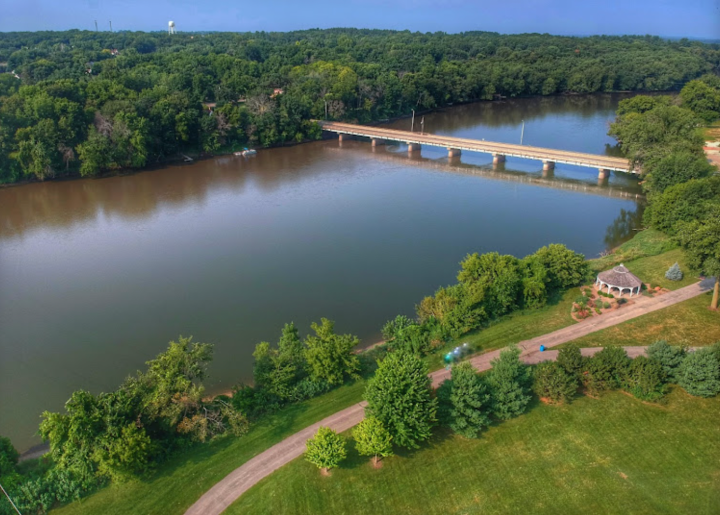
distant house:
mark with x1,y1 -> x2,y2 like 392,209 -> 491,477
271,88 -> 284,98
110,49 -> 119,56
202,102 -> 217,114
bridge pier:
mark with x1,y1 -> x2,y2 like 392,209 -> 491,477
542,161 -> 555,178
338,133 -> 353,142
447,148 -> 462,158
407,143 -> 421,153
371,138 -> 386,147
598,168 -> 610,181
492,154 -> 506,165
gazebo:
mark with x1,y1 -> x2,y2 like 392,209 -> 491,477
596,264 -> 643,297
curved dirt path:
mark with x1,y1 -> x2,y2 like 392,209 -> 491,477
185,278 -> 714,515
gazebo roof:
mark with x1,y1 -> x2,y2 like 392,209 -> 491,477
597,264 -> 642,289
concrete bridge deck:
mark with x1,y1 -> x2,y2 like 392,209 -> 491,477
320,121 -> 635,177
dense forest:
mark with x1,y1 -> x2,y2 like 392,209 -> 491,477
0,29 -> 718,183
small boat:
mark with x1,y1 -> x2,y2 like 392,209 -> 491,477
234,148 -> 257,157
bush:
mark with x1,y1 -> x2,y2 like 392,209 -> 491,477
622,356 -> 667,401
594,299 -> 603,309
617,298 -> 628,306
677,349 -> 720,397
381,315 -> 414,342
665,262 -> 683,281
594,307 -> 601,314
290,377 -> 331,402
533,361 -> 578,403
583,347 -> 630,396
647,340 -> 686,383
575,295 -> 588,305
557,343 -> 584,377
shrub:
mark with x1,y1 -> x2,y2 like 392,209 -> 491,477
290,377 -> 331,402
305,426 -> 347,474
665,262 -> 683,281
622,356 -> 667,401
677,349 -> 720,397
617,298 -> 628,306
486,346 -> 532,420
557,343 -> 584,377
583,347 -> 630,396
647,340 -> 686,383
575,295 -> 588,305
594,307 -> 601,314
533,361 -> 578,403
594,299 -> 603,309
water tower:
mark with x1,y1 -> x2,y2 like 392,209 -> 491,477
168,21 -> 176,34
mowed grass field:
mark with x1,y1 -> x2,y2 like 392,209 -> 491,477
228,390 -> 720,515
569,293 -> 720,348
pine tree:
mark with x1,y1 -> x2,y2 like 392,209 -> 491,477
647,340 -> 686,383
486,345 -> 532,420
449,362 -> 491,438
353,417 -> 393,466
304,426 -> 347,475
677,349 -> 720,398
665,262 -> 683,281
364,352 -> 437,449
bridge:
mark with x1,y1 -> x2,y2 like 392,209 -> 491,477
319,121 -> 636,179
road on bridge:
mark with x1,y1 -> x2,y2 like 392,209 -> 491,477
320,121 -> 634,174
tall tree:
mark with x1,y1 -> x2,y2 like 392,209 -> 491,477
364,352 -> 437,449
303,318 -> 360,386
486,345 -> 532,420
448,362 -> 491,438
675,207 -> 720,309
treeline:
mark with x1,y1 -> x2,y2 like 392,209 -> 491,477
303,340 -> 720,474
608,74 -> 720,308
1,29 -> 719,183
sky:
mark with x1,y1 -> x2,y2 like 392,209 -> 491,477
1,0 -> 719,39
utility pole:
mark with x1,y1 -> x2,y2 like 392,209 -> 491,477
520,120 -> 525,145
411,109 -> 415,132
109,20 -> 113,32
94,20 -> 98,32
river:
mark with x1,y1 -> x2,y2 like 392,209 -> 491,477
0,93 -> 643,451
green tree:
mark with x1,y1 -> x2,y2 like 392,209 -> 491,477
448,362 -> 491,438
533,244 -> 590,292
532,361 -> 578,404
303,318 -> 360,385
304,426 -> 347,474
486,345 -> 532,420
94,423 -> 153,482
457,252 -> 522,318
583,347 -> 630,396
680,79 -> 720,123
647,340 -> 686,383
364,352 -> 437,449
622,356 -> 667,402
352,417 -> 394,466
677,349 -> 720,398
556,343 -> 584,378
675,208 -> 720,309
643,151 -> 716,195
0,436 -> 19,477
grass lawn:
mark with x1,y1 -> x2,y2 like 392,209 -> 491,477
569,292 -> 720,349
228,390 -> 720,515
622,248 -> 699,291
52,381 -> 367,515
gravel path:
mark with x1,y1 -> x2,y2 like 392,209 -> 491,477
185,278 -> 714,515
